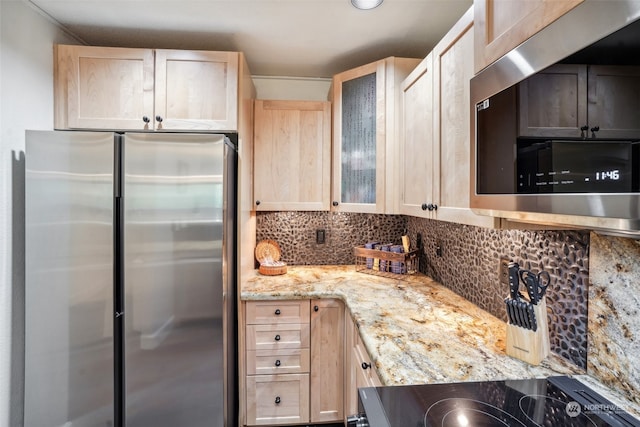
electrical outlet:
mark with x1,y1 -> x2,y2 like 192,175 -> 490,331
499,256 -> 510,287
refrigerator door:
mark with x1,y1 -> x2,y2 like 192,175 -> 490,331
25,130 -> 115,427
123,133 -> 229,427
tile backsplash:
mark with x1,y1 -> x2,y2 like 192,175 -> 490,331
256,211 -> 590,368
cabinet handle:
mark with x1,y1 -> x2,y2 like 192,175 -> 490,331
590,126 -> 600,138
361,362 -> 371,370
255,200 -> 261,206
314,305 -> 319,312
155,115 -> 164,123
275,396 -> 281,405
332,201 -> 339,207
275,359 -> 281,367
142,116 -> 150,124
580,125 -> 589,139
275,309 -> 281,315
274,334 -> 281,341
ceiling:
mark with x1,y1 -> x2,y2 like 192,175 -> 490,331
27,0 -> 473,78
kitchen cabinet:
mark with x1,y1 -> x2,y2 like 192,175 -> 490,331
400,6 -> 498,228
344,312 -> 381,422
243,299 -> 344,426
519,64 -> 640,139
245,300 -> 311,425
331,57 -> 420,214
474,0 -> 583,73
253,100 -> 331,211
310,299 -> 344,423
54,44 -> 241,131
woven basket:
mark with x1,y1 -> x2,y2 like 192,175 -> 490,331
255,239 -> 287,275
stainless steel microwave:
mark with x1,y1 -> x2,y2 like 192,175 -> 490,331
470,1 -> 640,236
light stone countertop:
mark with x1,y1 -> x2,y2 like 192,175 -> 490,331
241,265 -> 640,419
241,265 -> 583,384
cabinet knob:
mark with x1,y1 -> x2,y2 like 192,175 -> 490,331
590,126 -> 600,138
427,203 -> 438,211
332,201 -> 339,207
275,309 -> 281,315
274,334 -> 281,341
314,305 -> 319,312
255,200 -> 261,206
275,359 -> 281,367
275,396 -> 281,405
155,115 -> 164,123
361,362 -> 371,370
421,203 -> 428,211
580,125 -> 589,139
142,116 -> 150,123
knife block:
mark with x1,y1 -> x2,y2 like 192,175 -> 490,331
506,298 -> 550,365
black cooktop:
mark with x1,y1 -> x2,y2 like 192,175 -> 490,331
358,376 -> 640,427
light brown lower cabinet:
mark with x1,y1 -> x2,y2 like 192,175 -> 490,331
246,374 -> 310,425
243,299 -> 344,426
344,312 -> 382,423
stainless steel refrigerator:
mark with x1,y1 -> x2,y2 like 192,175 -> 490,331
24,131 -> 237,427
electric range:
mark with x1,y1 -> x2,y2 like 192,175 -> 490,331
349,376 -> 640,427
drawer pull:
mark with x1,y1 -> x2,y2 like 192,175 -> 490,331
275,309 -> 281,315
275,334 -> 281,341
275,359 -> 281,367
275,396 -> 281,405
362,362 -> 372,370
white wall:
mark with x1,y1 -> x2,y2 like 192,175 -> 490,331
0,1 -> 78,426
252,75 -> 331,101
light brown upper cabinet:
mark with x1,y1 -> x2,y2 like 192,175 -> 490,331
474,0 -> 583,73
332,57 -> 420,214
54,45 -> 240,131
400,6 -> 498,228
519,64 -> 640,139
253,100 -> 331,211
399,53 -> 435,217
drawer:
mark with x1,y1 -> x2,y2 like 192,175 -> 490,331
246,323 -> 310,351
246,300 -> 310,324
246,374 -> 310,425
247,349 -> 310,375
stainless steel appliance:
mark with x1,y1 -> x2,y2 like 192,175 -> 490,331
24,131 -> 237,427
470,1 -> 640,236
349,376 -> 640,427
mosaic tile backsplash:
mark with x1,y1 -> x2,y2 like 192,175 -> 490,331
255,211 -> 590,368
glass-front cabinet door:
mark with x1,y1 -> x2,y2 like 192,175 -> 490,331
332,60 -> 386,213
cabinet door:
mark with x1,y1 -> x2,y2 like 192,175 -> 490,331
518,64 -> 588,138
399,54 -> 434,217
332,60 -> 387,213
253,100 -> 331,211
54,45 -> 154,130
310,299 -> 344,423
154,50 -> 238,131
433,7 -> 499,228
587,65 -> 640,139
353,333 -> 381,388
246,374 -> 310,425
474,0 -> 583,73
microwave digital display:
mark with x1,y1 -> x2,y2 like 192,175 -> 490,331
516,141 -> 638,194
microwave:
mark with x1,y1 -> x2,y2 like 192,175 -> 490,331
470,1 -> 640,236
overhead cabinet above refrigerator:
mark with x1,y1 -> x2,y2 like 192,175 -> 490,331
54,44 -> 246,131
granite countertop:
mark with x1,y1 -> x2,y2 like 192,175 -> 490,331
241,265 -> 640,418
241,265 -> 583,384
